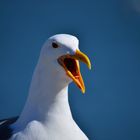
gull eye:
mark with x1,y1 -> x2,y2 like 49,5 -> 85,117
52,42 -> 59,48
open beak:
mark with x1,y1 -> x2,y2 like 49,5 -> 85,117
57,50 -> 91,93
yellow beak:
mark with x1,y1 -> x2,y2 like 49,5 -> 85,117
71,50 -> 91,70
58,49 -> 91,93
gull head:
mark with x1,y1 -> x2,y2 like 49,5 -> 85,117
41,34 -> 91,93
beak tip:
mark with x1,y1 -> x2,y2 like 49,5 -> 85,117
87,62 -> 91,70
88,65 -> 91,70
81,88 -> 85,94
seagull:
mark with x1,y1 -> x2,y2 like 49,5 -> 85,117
0,34 -> 91,140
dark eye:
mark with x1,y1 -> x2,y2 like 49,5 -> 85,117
52,42 -> 59,48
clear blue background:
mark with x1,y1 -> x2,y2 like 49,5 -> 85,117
0,0 -> 140,140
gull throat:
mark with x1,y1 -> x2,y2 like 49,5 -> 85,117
12,53 -> 72,131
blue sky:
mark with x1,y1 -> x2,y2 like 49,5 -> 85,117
0,0 -> 140,140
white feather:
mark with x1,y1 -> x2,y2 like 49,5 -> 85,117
10,34 -> 88,140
